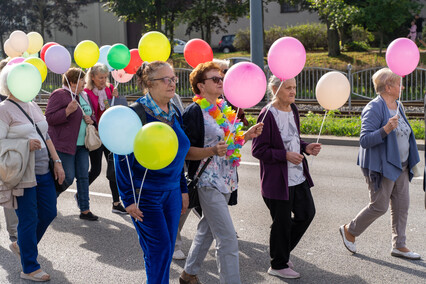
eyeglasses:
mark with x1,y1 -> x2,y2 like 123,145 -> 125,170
203,76 -> 224,84
151,76 -> 179,85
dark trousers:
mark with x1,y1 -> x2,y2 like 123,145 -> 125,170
263,180 -> 315,270
88,145 -> 120,203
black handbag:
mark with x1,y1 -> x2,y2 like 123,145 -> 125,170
187,157 -> 212,209
7,99 -> 69,193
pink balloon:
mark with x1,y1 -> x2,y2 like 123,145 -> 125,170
268,37 -> 306,80
223,62 -> 267,109
7,57 -> 25,66
386,38 -> 420,77
111,69 -> 134,83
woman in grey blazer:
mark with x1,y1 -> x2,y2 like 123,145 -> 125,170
339,68 -> 421,260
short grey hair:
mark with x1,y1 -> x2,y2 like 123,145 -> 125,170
372,68 -> 401,94
212,59 -> 230,72
85,62 -> 110,90
0,64 -> 13,96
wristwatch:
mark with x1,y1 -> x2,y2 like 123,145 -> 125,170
54,159 -> 62,163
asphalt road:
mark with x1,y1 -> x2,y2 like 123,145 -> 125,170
1,141 -> 425,284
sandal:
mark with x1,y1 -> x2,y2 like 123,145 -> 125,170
9,241 -> 21,260
20,270 -> 51,282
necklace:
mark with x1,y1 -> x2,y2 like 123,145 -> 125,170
193,95 -> 244,167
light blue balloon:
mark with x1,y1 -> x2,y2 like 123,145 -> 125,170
98,105 -> 143,155
98,45 -> 113,71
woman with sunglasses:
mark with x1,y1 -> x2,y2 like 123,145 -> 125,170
179,62 -> 263,284
114,61 -> 190,283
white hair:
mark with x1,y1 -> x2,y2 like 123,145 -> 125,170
0,65 -> 13,96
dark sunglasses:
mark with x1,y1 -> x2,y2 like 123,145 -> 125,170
203,76 -> 224,84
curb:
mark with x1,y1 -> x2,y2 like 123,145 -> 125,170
301,135 -> 425,151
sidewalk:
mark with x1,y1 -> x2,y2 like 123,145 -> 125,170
302,134 -> 425,151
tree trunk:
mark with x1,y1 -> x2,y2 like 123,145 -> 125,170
0,36 -> 5,58
327,22 -> 340,57
379,31 -> 384,54
155,0 -> 162,32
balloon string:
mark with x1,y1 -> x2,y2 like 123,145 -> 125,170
136,168 -> 148,209
225,107 -> 239,143
111,79 -> 119,107
63,75 -> 75,101
125,155 -> 137,207
261,80 -> 284,124
74,70 -> 82,97
311,110 -> 327,165
396,76 -> 403,117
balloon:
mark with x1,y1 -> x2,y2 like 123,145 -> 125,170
26,32 -> 43,54
98,106 -> 142,155
315,71 -> 350,110
111,69 -> 134,83
40,42 -> 58,62
74,40 -> 100,68
98,45 -> 113,71
44,45 -> 71,74
386,38 -> 420,76
223,62 -> 267,109
184,39 -> 213,68
124,49 -> 143,74
138,31 -> 171,62
268,37 -> 306,80
25,57 -> 48,82
7,63 -> 42,102
22,51 -> 30,58
107,44 -> 131,70
9,30 -> 29,53
133,122 -> 178,170
7,57 -> 25,66
3,39 -> 21,58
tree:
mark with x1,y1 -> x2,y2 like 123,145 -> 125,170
179,0 -> 249,45
307,0 -> 358,56
344,0 -> 423,53
24,0 -> 89,39
0,1 -> 26,57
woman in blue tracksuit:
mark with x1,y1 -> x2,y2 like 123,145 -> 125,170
114,61 -> 190,284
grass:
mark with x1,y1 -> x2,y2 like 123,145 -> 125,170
244,112 -> 425,140
171,50 -> 426,71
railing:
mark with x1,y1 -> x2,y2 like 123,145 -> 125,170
39,66 -> 426,109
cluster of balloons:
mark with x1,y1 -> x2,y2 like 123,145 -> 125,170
3,30 -> 43,58
98,106 -> 178,170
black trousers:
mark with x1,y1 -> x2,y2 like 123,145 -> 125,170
88,145 -> 120,203
263,180 -> 315,269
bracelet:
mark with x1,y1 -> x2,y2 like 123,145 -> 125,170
54,159 -> 62,163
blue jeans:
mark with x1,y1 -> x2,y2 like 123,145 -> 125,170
133,189 -> 182,284
58,146 -> 90,211
15,173 -> 57,274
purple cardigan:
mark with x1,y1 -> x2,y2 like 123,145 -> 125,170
45,88 -> 83,155
251,104 -> 313,201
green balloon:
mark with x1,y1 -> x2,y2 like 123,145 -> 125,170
7,63 -> 42,102
107,44 -> 131,70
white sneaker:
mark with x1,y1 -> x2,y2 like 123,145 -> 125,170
339,225 -> 356,253
391,248 -> 421,260
172,249 -> 186,260
268,267 -> 300,279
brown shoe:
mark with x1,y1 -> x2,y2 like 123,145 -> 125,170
179,270 -> 202,284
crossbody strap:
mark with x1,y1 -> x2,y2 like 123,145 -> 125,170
7,99 -> 51,158
193,156 -> 212,183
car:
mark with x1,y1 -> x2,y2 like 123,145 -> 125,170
173,39 -> 186,54
218,35 -> 236,53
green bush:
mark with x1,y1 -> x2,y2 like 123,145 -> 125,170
351,26 -> 374,43
234,23 -> 328,53
344,41 -> 370,52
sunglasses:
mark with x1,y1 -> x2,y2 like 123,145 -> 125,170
151,76 -> 179,85
203,76 -> 224,84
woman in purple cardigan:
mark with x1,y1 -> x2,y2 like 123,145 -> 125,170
252,76 -> 321,279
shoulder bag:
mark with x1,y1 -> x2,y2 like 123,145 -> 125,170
78,96 -> 102,151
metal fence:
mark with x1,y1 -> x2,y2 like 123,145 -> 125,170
40,65 -> 426,105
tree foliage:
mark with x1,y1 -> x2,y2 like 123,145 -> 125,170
23,0 -> 89,39
0,0 -> 26,57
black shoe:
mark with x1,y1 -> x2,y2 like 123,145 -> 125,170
79,211 -> 99,221
112,203 -> 128,215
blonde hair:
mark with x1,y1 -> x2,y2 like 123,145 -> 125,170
85,63 -> 111,90
135,61 -> 172,93
372,68 -> 401,94
0,65 -> 13,96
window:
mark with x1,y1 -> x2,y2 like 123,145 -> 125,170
280,3 -> 299,13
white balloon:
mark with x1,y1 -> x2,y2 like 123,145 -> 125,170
9,30 -> 29,53
4,39 -> 21,58
315,71 -> 350,110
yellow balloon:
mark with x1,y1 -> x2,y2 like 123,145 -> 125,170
134,122 -> 178,170
26,32 -> 44,54
24,57 -> 48,82
138,31 -> 171,62
74,40 -> 100,68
